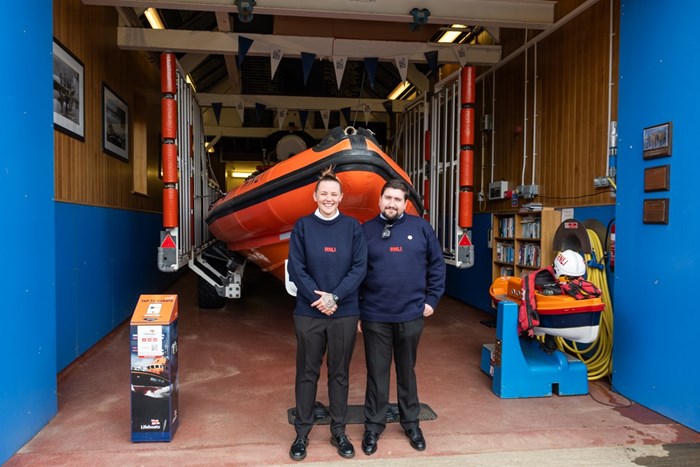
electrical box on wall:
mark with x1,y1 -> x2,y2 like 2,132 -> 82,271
488,181 -> 509,200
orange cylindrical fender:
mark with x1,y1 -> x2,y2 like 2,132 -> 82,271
162,143 -> 178,183
163,188 -> 179,228
460,107 -> 474,146
161,98 -> 177,140
461,65 -> 476,105
458,191 -> 473,228
161,53 -> 177,95
459,149 -> 474,188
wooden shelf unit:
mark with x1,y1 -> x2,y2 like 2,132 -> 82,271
492,208 -> 559,279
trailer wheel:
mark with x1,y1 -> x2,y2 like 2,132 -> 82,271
197,276 -> 226,309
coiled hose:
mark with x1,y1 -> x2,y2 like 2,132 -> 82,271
552,229 -> 613,380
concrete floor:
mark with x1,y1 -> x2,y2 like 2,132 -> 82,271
7,267 -> 700,466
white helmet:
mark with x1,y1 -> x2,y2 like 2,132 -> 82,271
553,250 -> 586,278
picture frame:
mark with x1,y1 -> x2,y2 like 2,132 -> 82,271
53,38 -> 85,140
102,83 -> 129,162
642,122 -> 672,160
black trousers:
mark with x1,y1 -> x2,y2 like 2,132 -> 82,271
293,314 -> 359,437
362,317 -> 424,434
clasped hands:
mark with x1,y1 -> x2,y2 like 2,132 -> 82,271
313,290 -> 338,315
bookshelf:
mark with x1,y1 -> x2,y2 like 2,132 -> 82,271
492,208 -> 559,280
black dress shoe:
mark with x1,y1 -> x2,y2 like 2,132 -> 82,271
289,435 -> 308,461
330,433 -> 355,459
404,427 -> 426,451
361,431 -> 378,455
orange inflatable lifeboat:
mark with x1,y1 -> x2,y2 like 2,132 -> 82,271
206,127 -> 422,281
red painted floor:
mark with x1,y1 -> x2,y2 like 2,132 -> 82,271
7,267 -> 700,466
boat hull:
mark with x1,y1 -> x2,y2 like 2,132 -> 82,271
490,276 -> 604,343
206,128 -> 421,280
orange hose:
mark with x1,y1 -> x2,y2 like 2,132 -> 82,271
460,108 -> 474,146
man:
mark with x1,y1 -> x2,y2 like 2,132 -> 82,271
358,179 -> 446,455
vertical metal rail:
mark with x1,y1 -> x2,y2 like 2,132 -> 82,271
398,97 -> 427,210
158,52 -> 215,272
429,67 -> 474,268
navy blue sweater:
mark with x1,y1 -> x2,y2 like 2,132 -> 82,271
360,214 -> 446,323
288,212 -> 367,318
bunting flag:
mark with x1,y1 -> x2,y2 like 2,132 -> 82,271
237,36 -> 254,68
235,99 -> 245,124
255,102 -> 266,123
332,56 -> 347,90
424,50 -> 439,77
364,57 -> 378,89
340,107 -> 351,126
299,110 -> 309,130
277,108 -> 288,130
454,45 -> 469,66
320,109 -> 331,130
211,102 -> 223,125
363,104 -> 371,125
301,52 -> 316,85
394,56 -> 409,83
270,47 -> 283,79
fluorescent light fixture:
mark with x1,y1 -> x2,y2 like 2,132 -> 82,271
231,171 -> 253,178
387,81 -> 412,100
144,8 -> 165,30
185,73 -> 197,92
437,24 -> 467,43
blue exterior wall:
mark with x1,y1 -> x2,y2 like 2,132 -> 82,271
55,204 -> 177,371
0,1 -> 57,463
614,1 -> 700,431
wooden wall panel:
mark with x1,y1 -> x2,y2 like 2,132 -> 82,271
474,0 -> 618,211
53,0 -> 163,212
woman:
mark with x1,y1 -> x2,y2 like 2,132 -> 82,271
287,168 -> 367,461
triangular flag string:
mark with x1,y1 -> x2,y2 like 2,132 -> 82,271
235,99 -> 245,124
424,50 -> 439,77
301,52 -> 316,85
270,47 -> 283,79
394,56 -> 409,83
320,109 -> 331,130
211,102 -> 223,125
237,36 -> 254,68
277,108 -> 287,130
364,57 -> 378,90
332,56 -> 347,90
299,110 -> 309,130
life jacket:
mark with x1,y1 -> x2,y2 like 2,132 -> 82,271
517,266 -> 602,336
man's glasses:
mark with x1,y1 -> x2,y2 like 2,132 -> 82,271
382,222 -> 393,239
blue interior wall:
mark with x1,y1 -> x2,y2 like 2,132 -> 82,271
55,203 -> 177,371
0,1 -> 56,464
446,206 -> 616,313
615,1 -> 700,431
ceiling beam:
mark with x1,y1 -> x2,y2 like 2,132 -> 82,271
197,94 -> 412,113
85,0 -> 556,29
215,10 -> 241,94
117,27 -> 501,65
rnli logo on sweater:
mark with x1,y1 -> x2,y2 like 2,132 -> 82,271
390,246 -> 403,252
324,247 -> 336,252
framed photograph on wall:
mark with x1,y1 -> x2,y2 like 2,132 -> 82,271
53,38 -> 85,140
642,122 -> 672,160
102,83 -> 129,162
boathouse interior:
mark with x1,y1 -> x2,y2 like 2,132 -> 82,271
2,0 -> 700,464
